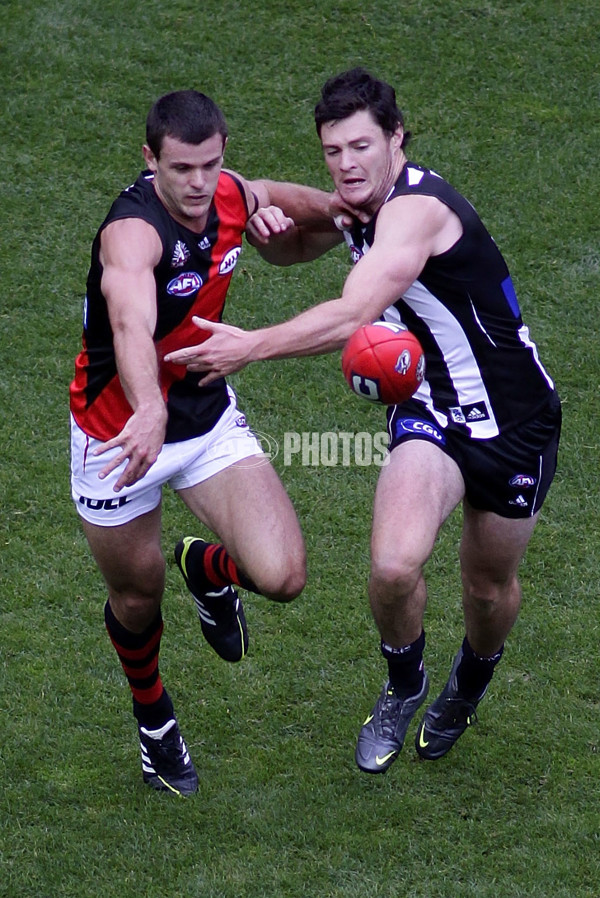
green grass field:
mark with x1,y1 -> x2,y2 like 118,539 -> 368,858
1,1 -> 599,895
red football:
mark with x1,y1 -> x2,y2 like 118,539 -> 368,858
341,322 -> 426,405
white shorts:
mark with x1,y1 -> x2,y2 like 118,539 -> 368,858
71,390 -> 264,527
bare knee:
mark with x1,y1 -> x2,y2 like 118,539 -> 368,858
463,566 -> 515,602
109,590 -> 162,631
461,570 -> 521,620
370,555 -> 422,603
259,555 -> 307,603
106,552 -> 166,631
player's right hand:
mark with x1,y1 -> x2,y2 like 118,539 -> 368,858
245,205 -> 296,244
93,405 -> 167,492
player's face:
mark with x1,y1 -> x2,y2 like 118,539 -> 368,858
143,133 -> 226,231
320,110 -> 404,214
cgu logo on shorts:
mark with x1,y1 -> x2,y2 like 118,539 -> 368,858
396,418 -> 446,444
219,246 -> 242,275
79,495 -> 132,511
167,272 -> 203,296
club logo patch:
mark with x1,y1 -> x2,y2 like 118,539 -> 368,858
449,407 -> 466,424
449,402 -> 489,425
166,272 -> 203,296
171,240 -> 190,268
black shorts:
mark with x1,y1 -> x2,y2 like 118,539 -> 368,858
387,392 -> 562,519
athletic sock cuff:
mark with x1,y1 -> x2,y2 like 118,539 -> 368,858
104,600 -> 163,649
381,630 -> 425,659
462,636 -> 504,664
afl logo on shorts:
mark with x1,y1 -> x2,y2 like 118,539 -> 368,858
509,474 -> 537,488
219,246 -> 242,275
167,272 -> 203,296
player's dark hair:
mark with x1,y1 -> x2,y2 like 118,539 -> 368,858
315,68 -> 411,147
146,90 -> 228,158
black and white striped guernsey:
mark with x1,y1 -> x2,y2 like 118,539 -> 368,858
343,163 -> 555,439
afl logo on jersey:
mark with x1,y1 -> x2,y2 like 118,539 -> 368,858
166,272 -> 203,296
219,245 -> 242,275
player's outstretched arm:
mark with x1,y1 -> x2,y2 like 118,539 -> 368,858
165,194 -> 448,385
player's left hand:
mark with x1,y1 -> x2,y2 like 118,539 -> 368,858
329,191 -> 372,229
246,205 -> 296,245
164,317 -> 254,385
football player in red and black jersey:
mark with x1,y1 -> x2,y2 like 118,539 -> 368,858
70,89 -> 348,795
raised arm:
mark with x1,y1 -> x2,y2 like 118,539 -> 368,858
93,218 -> 167,491
244,177 -> 355,265
165,193 -> 455,380
237,194 -> 440,355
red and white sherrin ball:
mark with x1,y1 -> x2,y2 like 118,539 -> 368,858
341,321 -> 426,405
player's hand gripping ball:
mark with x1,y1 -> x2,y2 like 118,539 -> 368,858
341,321 -> 425,405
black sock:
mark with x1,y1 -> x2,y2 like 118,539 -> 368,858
381,631 -> 426,698
104,601 -> 175,729
184,541 -> 259,594
455,636 -> 504,701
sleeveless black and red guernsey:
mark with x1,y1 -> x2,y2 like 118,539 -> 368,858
70,170 -> 252,443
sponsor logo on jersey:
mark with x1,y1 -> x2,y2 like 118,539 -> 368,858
166,272 -> 203,297
509,474 -> 537,488
171,240 -> 190,268
396,418 -> 446,444
466,405 -> 488,421
198,236 -> 211,250
449,402 -> 489,425
219,245 -> 242,275
235,414 -> 247,427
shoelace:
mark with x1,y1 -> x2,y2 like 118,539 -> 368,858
195,589 -> 236,625
145,731 -> 185,769
437,697 -> 478,727
378,690 -> 404,736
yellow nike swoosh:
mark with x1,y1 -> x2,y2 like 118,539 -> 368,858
418,729 -> 429,749
180,535 -> 196,578
157,775 -> 183,796
363,713 -> 374,726
375,751 -> 397,766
